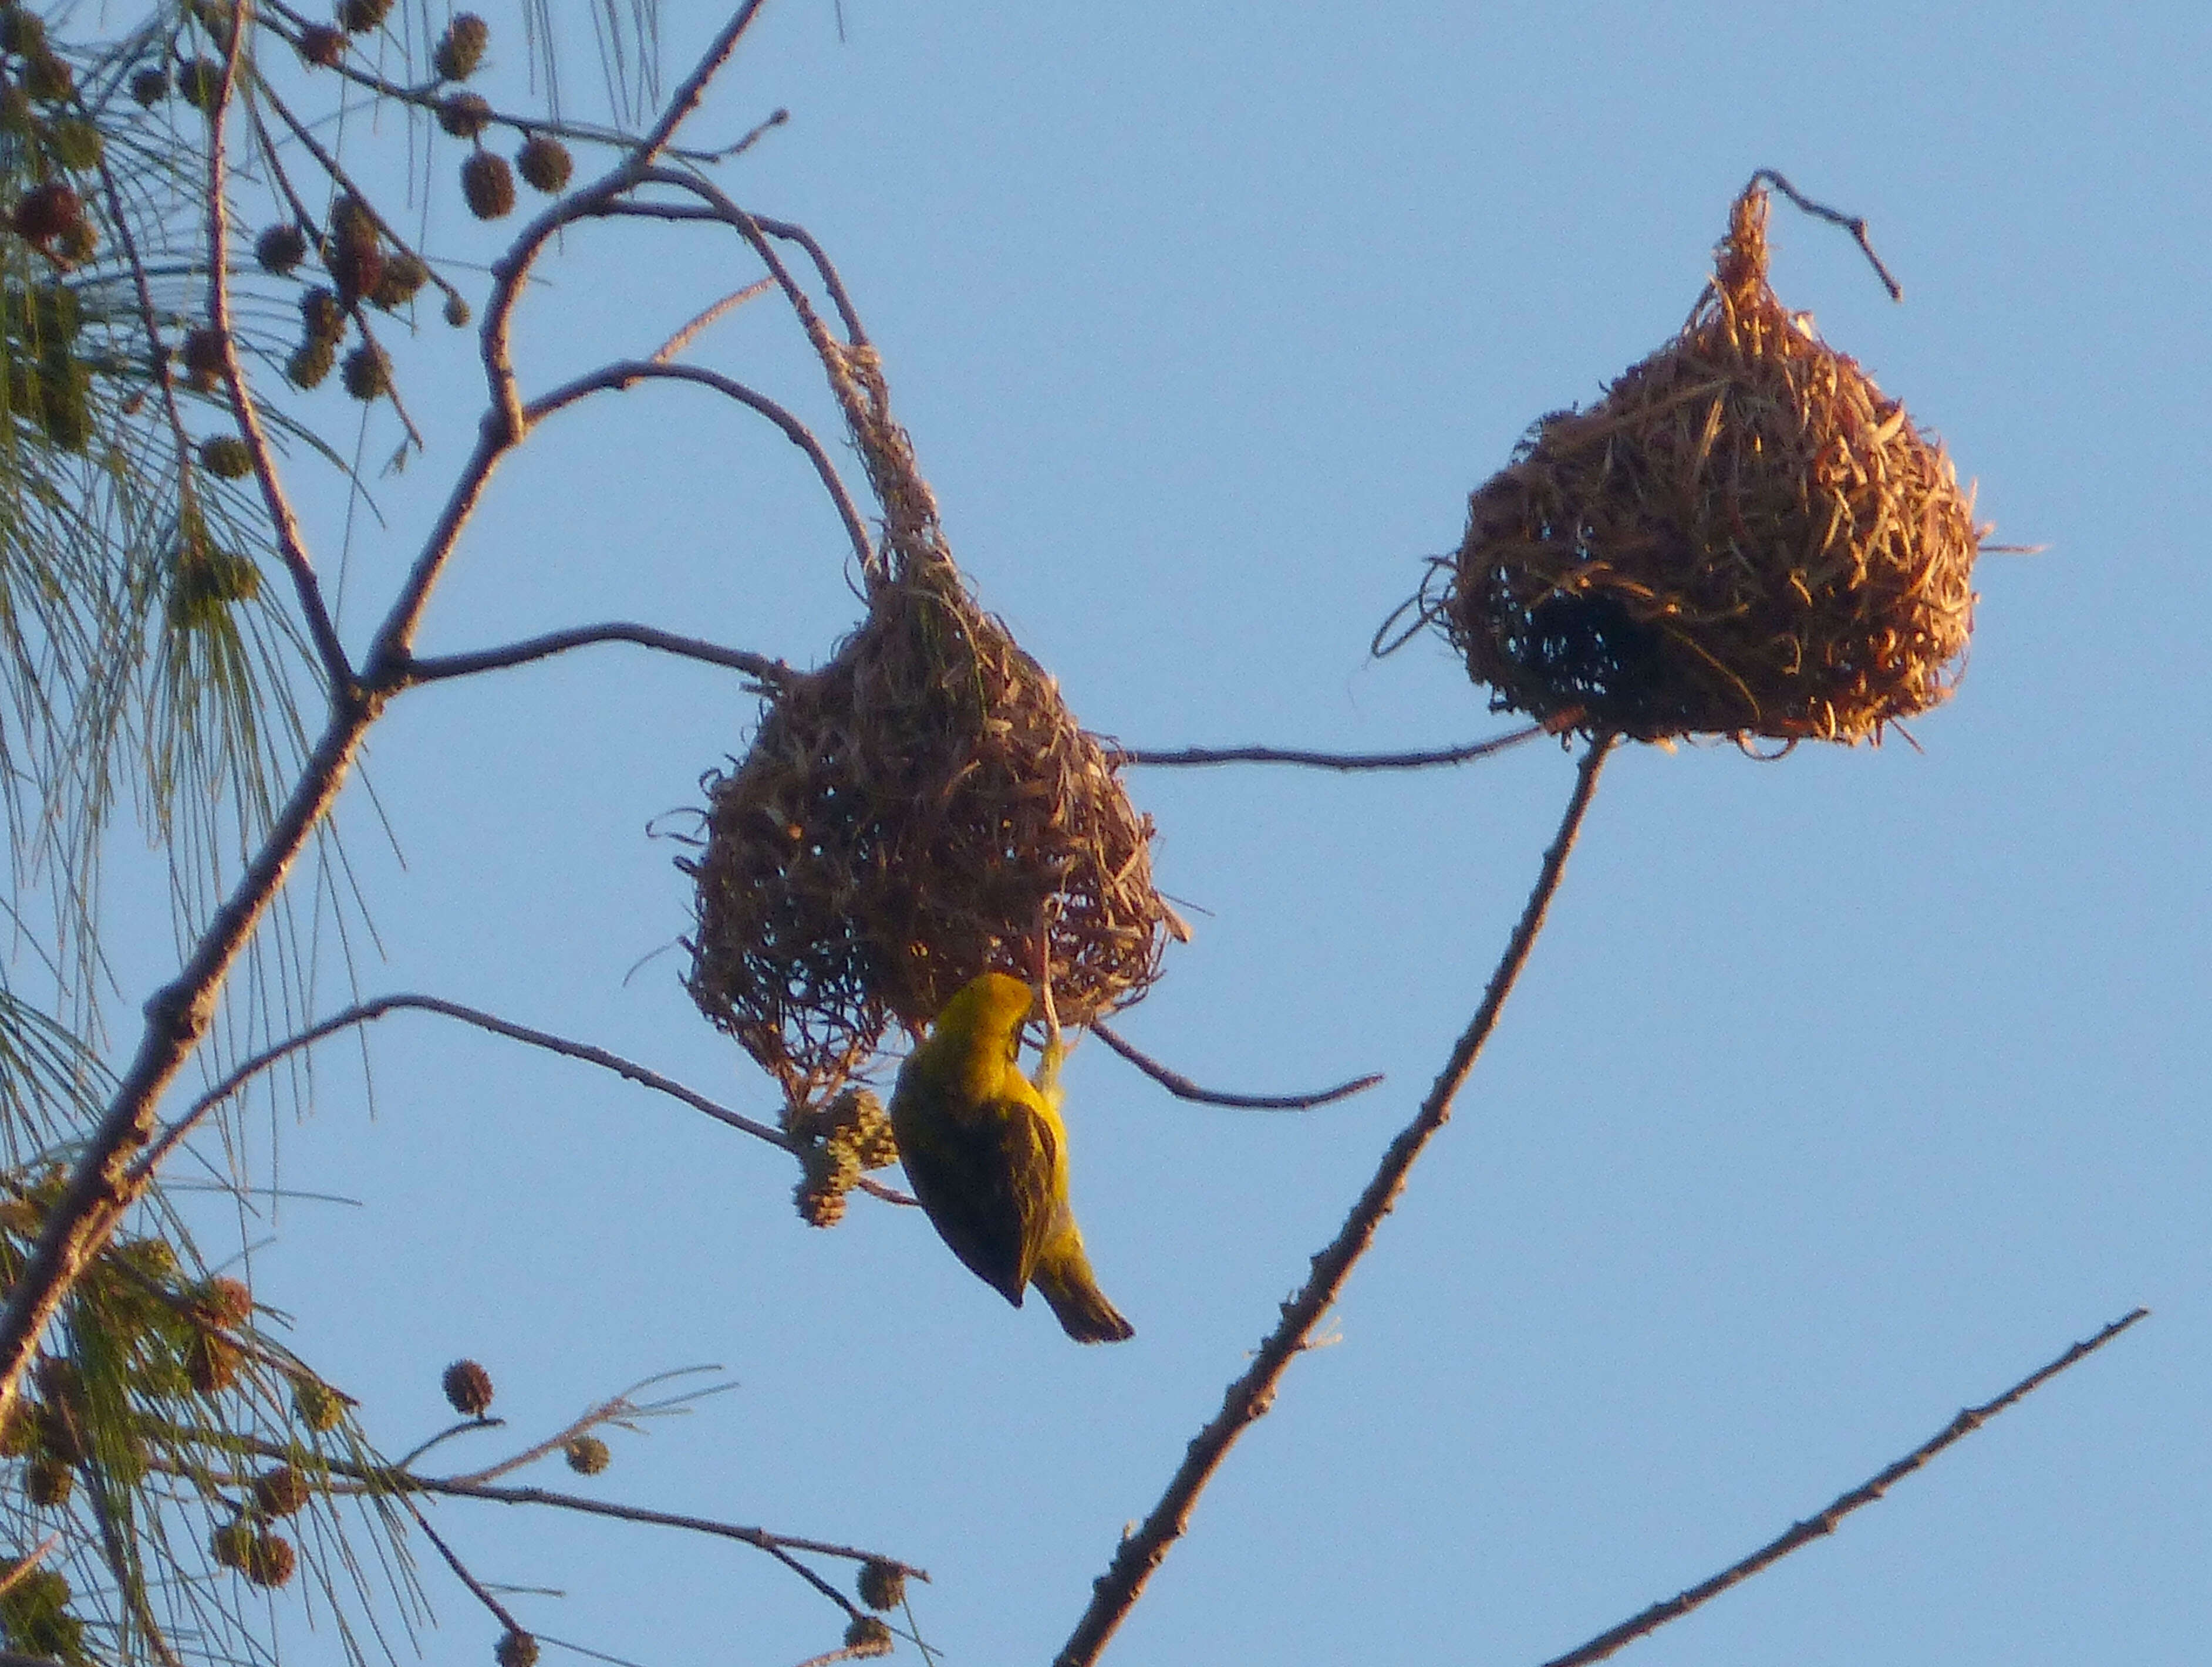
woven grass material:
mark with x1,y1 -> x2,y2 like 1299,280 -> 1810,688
684,348 -> 1170,1108
1427,181 -> 1983,744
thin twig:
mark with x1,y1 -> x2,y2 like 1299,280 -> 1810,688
653,279 -> 777,362
639,2 -> 770,156
392,1416 -> 500,1474
251,90 -> 467,318
129,993 -> 915,1207
140,1413 -> 921,1623
345,305 -> 428,454
1540,1306 -> 2149,1667
141,1426 -> 929,1588
1054,737 -> 1615,1667
1090,1023 -> 1380,1111
406,1502 -> 527,1638
1111,726 -> 1543,771
744,212 -> 872,347
697,105 -> 791,164
615,173 -> 871,413
417,1476 -> 926,1585
84,1460 -> 184,1667
521,359 -> 874,572
1748,169 -> 1903,302
88,150 -> 197,514
586,199 -> 872,347
398,623 -> 793,690
206,1 -> 352,688
440,1396 -> 640,1490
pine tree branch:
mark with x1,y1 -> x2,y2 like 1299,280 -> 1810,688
0,699 -> 380,1419
252,81 -> 472,326
1054,737 -> 1616,1667
0,0 -> 783,1428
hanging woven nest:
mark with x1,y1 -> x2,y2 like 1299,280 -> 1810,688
1420,177 -> 1985,744
683,348 -> 1172,1109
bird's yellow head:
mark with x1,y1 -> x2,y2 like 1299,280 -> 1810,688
932,971 -> 1037,1044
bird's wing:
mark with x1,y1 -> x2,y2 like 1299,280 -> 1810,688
896,1075 -> 1062,1307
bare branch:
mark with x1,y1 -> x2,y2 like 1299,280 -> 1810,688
140,1382 -> 929,1608
744,212 -> 873,348
1111,725 -> 1544,771
207,2 -> 352,689
129,993 -> 915,1209
415,1476 -> 926,1587
639,3 -> 773,157
1540,1307 -> 2150,1667
698,106 -> 793,164
1055,737 -> 1616,1667
0,0 -> 787,1447
397,623 -> 793,691
406,1503 -> 528,1640
392,1416 -> 501,1476
1746,169 -> 1903,302
367,21 -> 782,663
521,360 -> 874,573
584,198 -> 874,349
1090,1023 -> 1381,1110
612,174 -> 874,424
654,279 -> 777,362
141,993 -> 774,1165
0,701 -> 377,1419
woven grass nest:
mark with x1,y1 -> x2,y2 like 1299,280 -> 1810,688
1421,178 -> 1985,744
683,550 -> 1171,1108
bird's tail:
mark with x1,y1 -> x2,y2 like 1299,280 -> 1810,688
1032,1233 -> 1135,1345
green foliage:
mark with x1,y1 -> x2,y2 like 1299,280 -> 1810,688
0,5 -> 672,1665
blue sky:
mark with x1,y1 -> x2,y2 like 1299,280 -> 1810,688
161,4 -> 2212,1664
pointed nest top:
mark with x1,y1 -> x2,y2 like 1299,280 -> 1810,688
683,352 -> 1171,1108
1418,177 -> 1986,744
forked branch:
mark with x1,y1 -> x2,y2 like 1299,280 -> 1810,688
0,6 -> 784,1418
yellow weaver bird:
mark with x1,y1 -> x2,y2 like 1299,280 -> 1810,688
889,971 -> 1134,1344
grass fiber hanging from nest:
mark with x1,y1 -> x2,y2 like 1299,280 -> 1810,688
1417,174 -> 1987,745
